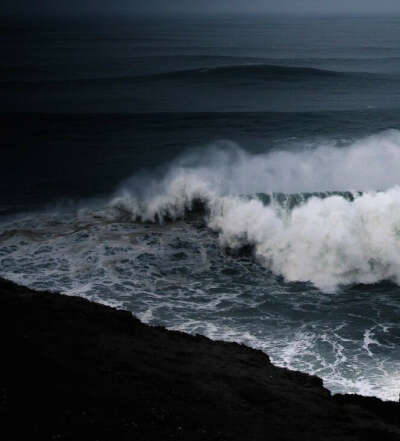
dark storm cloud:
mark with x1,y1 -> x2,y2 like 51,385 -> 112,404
3,0 -> 400,17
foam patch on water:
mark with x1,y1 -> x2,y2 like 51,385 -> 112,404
169,318 -> 400,401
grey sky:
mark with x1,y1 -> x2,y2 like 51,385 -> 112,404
3,0 -> 400,17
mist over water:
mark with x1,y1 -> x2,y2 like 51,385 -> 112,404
114,129 -> 400,208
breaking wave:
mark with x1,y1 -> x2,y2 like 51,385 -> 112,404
108,130 -> 400,290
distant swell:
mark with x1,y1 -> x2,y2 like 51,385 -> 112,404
143,64 -> 355,81
3,64 -> 378,87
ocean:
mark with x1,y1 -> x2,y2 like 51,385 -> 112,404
1,14 -> 400,401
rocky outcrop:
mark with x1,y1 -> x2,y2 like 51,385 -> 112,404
0,277 -> 399,440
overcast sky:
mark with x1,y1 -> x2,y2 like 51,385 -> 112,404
4,0 -> 400,17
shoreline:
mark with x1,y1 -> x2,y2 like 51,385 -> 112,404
0,277 -> 399,440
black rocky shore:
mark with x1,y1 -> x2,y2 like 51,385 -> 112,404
1,277 -> 399,441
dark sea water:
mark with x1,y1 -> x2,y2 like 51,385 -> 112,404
1,15 -> 400,400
